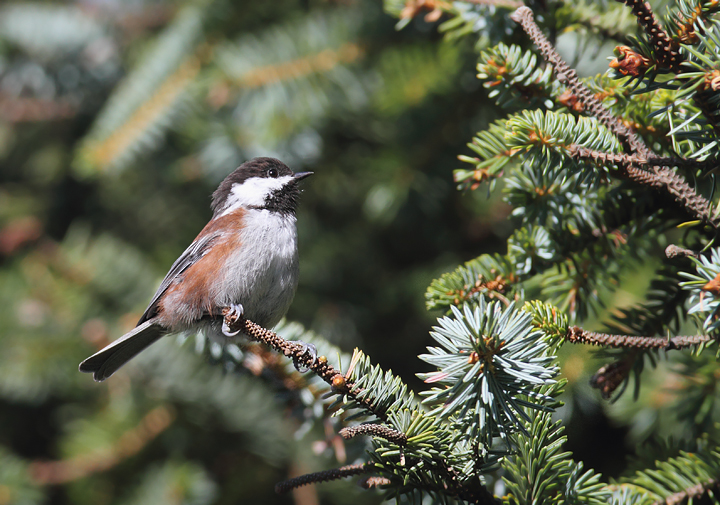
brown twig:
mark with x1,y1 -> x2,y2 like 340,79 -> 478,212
647,156 -> 720,171
510,6 -> 650,158
223,312 -> 406,426
275,463 -> 372,494
658,479 -> 718,505
570,146 -> 716,226
614,0 -> 683,71
225,317 -> 394,497
565,149 -> 720,172
339,424 -> 408,445
567,326 -> 712,350
224,312 -> 347,389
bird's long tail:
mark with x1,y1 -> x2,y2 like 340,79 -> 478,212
79,320 -> 164,382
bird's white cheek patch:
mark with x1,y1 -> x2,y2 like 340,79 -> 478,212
220,176 -> 293,215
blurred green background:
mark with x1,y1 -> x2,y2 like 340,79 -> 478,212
0,0 -> 656,504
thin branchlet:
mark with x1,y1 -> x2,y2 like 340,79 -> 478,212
567,148 -> 720,172
340,424 -> 408,445
223,313 -> 344,386
220,311 -> 400,417
510,6 -> 650,157
615,0 -> 683,71
567,326 -> 712,349
570,147 -> 716,226
647,156 -> 720,171
275,463 -> 372,494
657,479 -> 718,505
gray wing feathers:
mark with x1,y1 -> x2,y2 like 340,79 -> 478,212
138,232 -> 219,324
80,231 -> 219,382
79,320 -> 164,382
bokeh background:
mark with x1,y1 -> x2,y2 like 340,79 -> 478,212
0,1 -> 647,504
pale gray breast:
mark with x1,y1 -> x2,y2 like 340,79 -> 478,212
213,209 -> 299,328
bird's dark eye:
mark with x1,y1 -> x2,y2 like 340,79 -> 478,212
267,168 -> 278,178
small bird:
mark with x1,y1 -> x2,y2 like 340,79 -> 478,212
79,157 -> 313,382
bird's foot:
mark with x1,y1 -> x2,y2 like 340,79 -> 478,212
293,342 -> 318,373
221,303 -> 244,337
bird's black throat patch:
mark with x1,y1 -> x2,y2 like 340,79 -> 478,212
260,180 -> 301,215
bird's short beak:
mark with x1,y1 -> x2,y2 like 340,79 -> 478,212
292,171 -> 313,181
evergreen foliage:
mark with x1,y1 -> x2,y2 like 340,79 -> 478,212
3,0 -> 720,503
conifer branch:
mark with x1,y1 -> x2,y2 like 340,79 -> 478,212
339,424 -> 408,445
564,148 -> 719,171
570,146 -> 716,226
615,0 -> 683,70
227,312 -> 500,504
29,405 -> 175,484
647,156 -> 720,171
83,52 -> 204,170
673,0 -> 720,44
567,326 -> 712,349
274,463 -> 372,494
223,312 -> 347,387
655,478 -> 718,505
233,43 -> 363,90
510,6 -> 651,158
223,311 -> 395,422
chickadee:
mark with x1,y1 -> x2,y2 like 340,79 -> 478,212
79,157 -> 313,382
